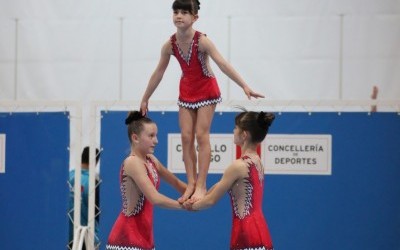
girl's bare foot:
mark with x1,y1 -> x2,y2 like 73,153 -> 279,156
178,184 -> 195,204
190,186 -> 207,202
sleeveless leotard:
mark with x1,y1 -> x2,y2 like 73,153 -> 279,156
229,155 -> 274,250
106,156 -> 160,250
171,31 -> 222,109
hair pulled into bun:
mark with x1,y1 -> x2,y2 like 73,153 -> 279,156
125,111 -> 145,125
257,111 -> 275,130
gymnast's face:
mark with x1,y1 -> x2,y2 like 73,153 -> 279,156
172,9 -> 198,28
136,123 -> 158,154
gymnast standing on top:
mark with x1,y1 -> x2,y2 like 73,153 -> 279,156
140,0 -> 265,203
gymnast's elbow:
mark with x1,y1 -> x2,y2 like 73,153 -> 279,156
201,197 -> 217,209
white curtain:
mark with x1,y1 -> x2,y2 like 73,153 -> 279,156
0,0 -> 399,101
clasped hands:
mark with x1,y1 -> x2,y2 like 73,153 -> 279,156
180,198 -> 198,211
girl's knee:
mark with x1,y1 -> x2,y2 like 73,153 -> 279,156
181,132 -> 195,145
195,132 -> 210,145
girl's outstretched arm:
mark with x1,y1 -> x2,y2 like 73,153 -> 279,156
140,41 -> 172,115
187,159 -> 246,210
124,156 -> 183,210
199,35 -> 265,99
148,154 -> 187,195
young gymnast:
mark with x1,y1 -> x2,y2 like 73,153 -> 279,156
184,110 -> 275,250
140,0 -> 264,202
106,111 -> 186,250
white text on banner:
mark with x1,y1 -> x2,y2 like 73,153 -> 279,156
168,134 -> 235,173
263,134 -> 332,175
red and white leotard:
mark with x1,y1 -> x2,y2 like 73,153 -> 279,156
171,31 -> 222,109
106,155 -> 159,250
229,155 -> 274,250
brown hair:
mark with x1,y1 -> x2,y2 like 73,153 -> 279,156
235,111 -> 275,143
172,0 -> 201,15
125,111 -> 154,143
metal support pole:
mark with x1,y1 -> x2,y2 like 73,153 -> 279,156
87,104 -> 97,250
14,18 -> 19,100
72,106 -> 83,248
119,17 -> 124,100
338,14 -> 345,100
226,15 -> 232,101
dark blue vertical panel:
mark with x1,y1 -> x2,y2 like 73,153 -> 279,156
100,111 -> 400,250
0,112 -> 70,250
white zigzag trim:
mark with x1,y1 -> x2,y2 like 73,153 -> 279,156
235,247 -> 273,250
177,39 -> 194,65
106,245 -> 155,250
178,97 -> 222,109
198,52 -> 213,77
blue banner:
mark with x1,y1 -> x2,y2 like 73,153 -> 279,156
100,111 -> 400,250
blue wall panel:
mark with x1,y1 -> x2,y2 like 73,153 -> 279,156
100,111 -> 400,250
0,112 -> 70,250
